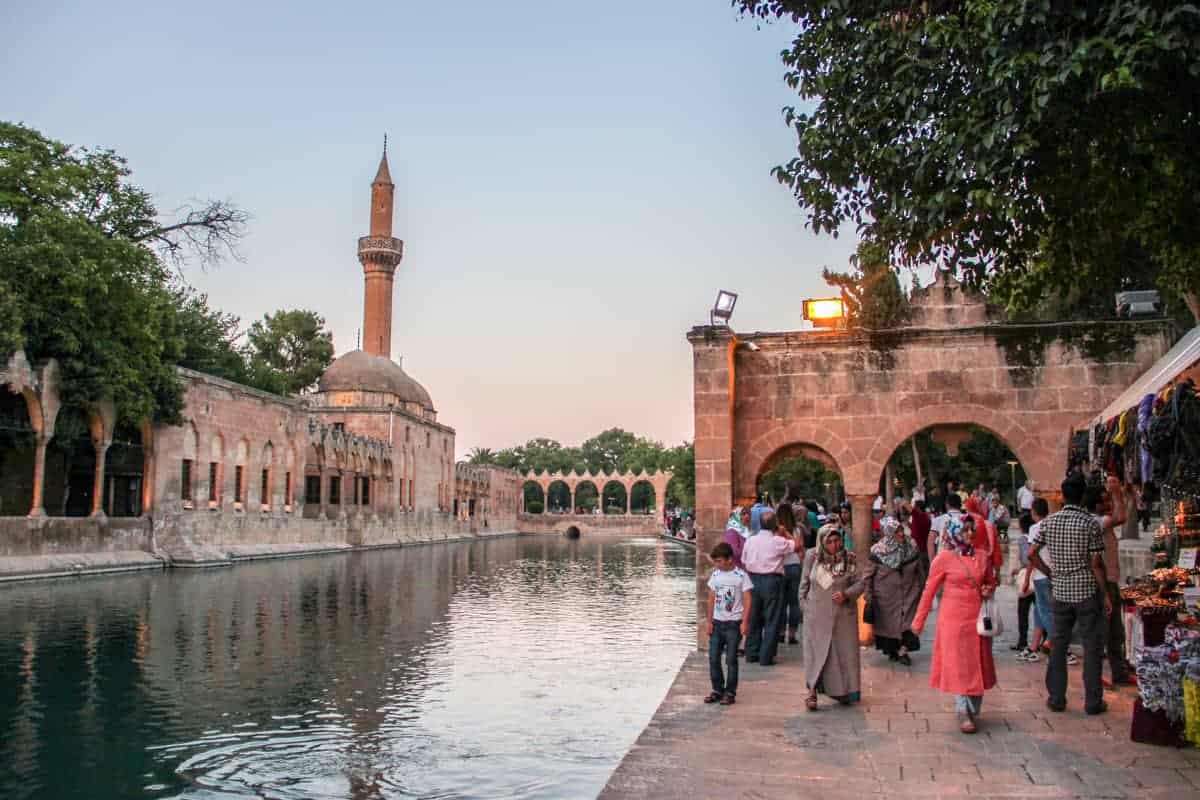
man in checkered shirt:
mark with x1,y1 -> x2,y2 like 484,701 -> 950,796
1028,472 -> 1111,716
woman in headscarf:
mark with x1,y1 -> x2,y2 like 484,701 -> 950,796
964,495 -> 1003,570
911,515 -> 997,734
800,524 -> 865,711
776,503 -> 805,646
863,515 -> 926,666
722,506 -> 751,570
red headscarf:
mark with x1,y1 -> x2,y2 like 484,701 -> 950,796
963,497 -> 1002,568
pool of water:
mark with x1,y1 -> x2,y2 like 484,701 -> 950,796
0,535 -> 696,800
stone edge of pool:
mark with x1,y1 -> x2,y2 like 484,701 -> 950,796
0,529 -> 691,584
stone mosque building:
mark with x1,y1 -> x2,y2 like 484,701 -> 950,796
0,145 -> 522,575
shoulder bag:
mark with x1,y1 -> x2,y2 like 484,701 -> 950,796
956,555 -> 1003,638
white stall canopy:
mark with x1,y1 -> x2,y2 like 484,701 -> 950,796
1089,326 -> 1200,428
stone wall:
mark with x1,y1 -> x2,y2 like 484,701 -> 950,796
689,273 -> 1175,648
516,513 -> 662,536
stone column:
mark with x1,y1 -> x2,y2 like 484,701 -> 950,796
687,326 -> 736,650
90,439 -> 111,518
28,434 -> 50,518
625,486 -> 632,516
569,488 -> 575,515
848,493 -> 874,557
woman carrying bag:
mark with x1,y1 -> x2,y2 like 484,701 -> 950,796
863,516 -> 926,666
911,515 -> 998,734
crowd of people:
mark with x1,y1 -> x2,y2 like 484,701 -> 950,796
704,473 -> 1134,734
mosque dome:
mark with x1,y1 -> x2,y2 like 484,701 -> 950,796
318,350 -> 433,411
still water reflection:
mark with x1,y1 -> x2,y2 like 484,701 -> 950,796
0,535 -> 695,800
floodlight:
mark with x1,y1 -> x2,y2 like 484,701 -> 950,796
802,298 -> 846,328
711,290 -> 738,325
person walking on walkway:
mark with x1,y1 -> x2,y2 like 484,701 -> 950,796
776,503 -> 806,645
912,516 -> 998,734
1028,473 -> 1110,715
909,499 -> 932,577
1011,513 -> 1037,654
801,525 -> 865,710
722,506 -> 751,570
742,509 -> 802,666
1087,477 -> 1133,685
863,516 -> 926,666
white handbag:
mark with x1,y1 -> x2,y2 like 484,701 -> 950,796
957,555 -> 1003,638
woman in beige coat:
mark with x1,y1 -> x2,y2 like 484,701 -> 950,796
801,526 -> 866,711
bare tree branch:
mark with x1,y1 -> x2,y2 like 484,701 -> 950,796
135,199 -> 250,271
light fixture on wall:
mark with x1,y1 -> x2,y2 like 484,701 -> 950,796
711,290 -> 738,326
802,297 -> 846,328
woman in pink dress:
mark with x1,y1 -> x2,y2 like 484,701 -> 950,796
911,515 -> 997,734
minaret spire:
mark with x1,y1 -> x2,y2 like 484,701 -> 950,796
358,140 -> 403,358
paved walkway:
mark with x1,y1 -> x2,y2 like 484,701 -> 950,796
599,587 -> 1200,800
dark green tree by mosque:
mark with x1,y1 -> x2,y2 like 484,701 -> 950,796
738,1 -> 1200,322
823,238 -> 908,329
245,309 -> 335,395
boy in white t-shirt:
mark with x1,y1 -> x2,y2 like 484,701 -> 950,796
706,541 -> 752,706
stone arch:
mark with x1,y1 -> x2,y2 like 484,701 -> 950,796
180,422 -> 199,505
855,405 -> 1054,498
574,479 -> 600,512
234,437 -> 249,506
523,479 -> 546,513
602,480 -> 628,514
630,479 -> 656,514
208,432 -> 225,506
546,479 -> 570,513
739,423 -> 852,503
739,430 -> 848,506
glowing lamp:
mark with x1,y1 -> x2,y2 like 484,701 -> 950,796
710,290 -> 738,325
803,298 -> 846,328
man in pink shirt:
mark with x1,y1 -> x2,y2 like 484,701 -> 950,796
743,509 -> 804,666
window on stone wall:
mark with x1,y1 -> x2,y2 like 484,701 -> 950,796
333,422 -> 345,433
261,469 -> 270,508
285,472 -> 292,506
181,459 -> 193,503
208,462 -> 219,503
305,475 -> 320,505
426,432 -> 431,448
329,475 -> 341,505
361,477 -> 371,506
405,427 -> 410,442
234,466 -> 244,504
408,479 -> 413,509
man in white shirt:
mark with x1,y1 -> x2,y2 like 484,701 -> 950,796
1018,481 -> 1036,514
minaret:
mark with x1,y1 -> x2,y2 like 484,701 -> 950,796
358,136 -> 404,358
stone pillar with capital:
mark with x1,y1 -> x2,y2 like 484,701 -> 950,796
848,493 -> 874,558
28,433 -> 51,518
90,439 -> 111,518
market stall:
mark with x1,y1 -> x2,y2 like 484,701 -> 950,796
1083,326 -> 1200,746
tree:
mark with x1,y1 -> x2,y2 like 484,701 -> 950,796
757,454 -> 840,504
823,238 -> 908,329
170,286 -> 252,385
0,277 -> 21,358
737,1 -> 1200,320
245,309 -> 334,395
0,121 -> 249,423
467,447 -> 496,465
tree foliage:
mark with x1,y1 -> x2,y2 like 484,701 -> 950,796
823,238 -> 909,328
738,1 -> 1200,319
0,121 -> 251,423
885,427 -> 1026,503
757,455 -> 842,503
245,309 -> 334,395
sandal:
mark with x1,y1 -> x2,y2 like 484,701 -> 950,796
805,695 -> 818,712
720,694 -> 735,705
958,713 -> 977,734
704,692 -> 721,704
898,653 -> 912,667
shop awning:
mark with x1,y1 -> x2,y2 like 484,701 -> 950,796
1089,325 -> 1200,427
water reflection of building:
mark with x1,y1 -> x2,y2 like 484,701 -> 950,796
0,146 -> 522,569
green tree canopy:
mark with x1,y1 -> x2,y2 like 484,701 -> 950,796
0,121 -> 249,423
245,309 -> 334,395
823,238 -> 908,329
738,1 -> 1200,320
757,455 -> 841,504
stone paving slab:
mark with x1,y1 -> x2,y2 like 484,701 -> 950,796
599,587 -> 1200,800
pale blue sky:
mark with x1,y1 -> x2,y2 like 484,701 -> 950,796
3,0 -> 858,456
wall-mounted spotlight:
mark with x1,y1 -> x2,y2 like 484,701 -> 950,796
802,297 -> 846,329
711,290 -> 738,326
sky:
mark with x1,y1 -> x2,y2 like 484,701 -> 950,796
2,0 -> 859,458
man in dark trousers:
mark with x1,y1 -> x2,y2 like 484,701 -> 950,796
1028,473 -> 1111,715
